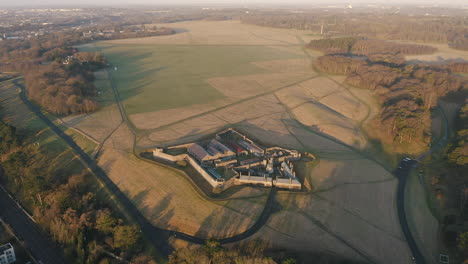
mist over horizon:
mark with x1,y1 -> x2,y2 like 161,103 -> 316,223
1,0 -> 467,7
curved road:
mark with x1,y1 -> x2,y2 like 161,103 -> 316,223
13,79 -> 281,257
396,104 -> 450,264
12,74 -> 449,263
395,159 -> 425,264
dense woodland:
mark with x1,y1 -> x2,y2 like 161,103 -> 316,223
312,37 -> 468,261
169,240 -> 276,264
168,239 -> 363,264
0,13 -> 180,263
308,37 -> 438,55
444,101 -> 468,262
351,39 -> 438,55
242,11 -> 468,50
0,118 -> 153,263
0,7 -> 467,263
313,50 -> 467,147
24,51 -> 106,115
0,120 -> 19,155
306,37 -> 359,54
448,103 -> 468,166
445,62 -> 468,74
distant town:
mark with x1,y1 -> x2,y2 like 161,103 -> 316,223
0,8 -> 175,42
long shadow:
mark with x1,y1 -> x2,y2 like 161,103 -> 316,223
14,79 -> 285,256
14,79 -> 176,255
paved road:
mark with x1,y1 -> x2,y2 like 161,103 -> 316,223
395,159 -> 425,264
168,187 -> 280,244
395,104 -> 450,264
14,79 -> 175,256
13,79 -> 282,256
0,187 -> 67,264
16,71 -> 442,264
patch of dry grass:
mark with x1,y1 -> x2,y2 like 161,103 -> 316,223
243,158 -> 411,264
97,148 -> 267,237
104,20 -> 312,46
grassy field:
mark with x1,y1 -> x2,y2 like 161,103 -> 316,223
62,126 -> 97,156
2,19 -> 437,263
244,157 -> 410,264
67,20 -> 420,262
0,82 -> 82,173
98,148 -> 269,237
105,20 -> 315,46
0,80 -> 166,261
80,44 -> 304,115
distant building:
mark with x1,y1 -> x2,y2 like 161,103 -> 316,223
0,243 -> 16,264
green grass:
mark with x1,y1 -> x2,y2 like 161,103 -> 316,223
62,126 -> 97,156
94,76 -> 115,105
80,44 -> 303,114
1,80 -> 166,261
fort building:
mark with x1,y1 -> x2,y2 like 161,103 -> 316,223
151,128 -> 305,191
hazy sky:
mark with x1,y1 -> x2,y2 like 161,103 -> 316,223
1,0 -> 466,7
0,0 -> 467,8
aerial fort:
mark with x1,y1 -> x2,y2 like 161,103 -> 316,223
148,128 -> 307,192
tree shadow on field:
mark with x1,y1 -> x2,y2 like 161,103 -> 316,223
131,191 -> 176,231
193,193 -> 279,240
97,156 -> 176,228
105,49 -> 169,104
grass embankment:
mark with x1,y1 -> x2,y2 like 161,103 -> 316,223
56,123 -> 97,156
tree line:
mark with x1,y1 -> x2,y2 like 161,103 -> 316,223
307,37 -> 360,54
308,37 -> 437,56
0,118 -> 154,263
0,32 -> 101,115
447,102 -> 468,166
445,62 -> 468,74
314,53 -> 467,146
444,101 -> 468,263
24,51 -> 106,115
241,11 -> 468,50
0,120 -> 19,155
168,239 -> 365,264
